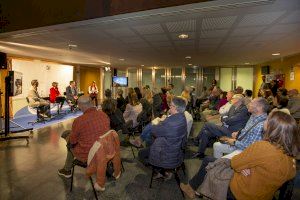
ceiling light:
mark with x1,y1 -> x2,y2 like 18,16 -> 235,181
188,64 -> 192,66
141,65 -> 144,67
244,62 -> 250,65
68,44 -> 77,48
104,66 -> 111,71
178,34 -> 189,39
185,56 -> 191,59
272,53 -> 280,56
119,58 -> 125,61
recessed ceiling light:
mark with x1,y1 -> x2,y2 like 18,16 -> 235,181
272,53 -> 280,56
185,56 -> 191,59
188,64 -> 192,66
119,58 -> 125,61
178,34 -> 189,39
244,62 -> 250,65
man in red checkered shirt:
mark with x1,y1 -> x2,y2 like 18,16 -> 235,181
58,96 -> 110,178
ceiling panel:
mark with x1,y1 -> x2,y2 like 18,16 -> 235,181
120,37 -> 145,43
199,38 -> 223,45
264,24 -> 300,34
252,33 -> 286,41
238,11 -> 286,27
174,40 -> 195,46
202,16 -> 237,30
144,34 -> 169,42
132,24 -> 165,35
280,10 -> 300,24
151,41 -> 172,47
200,29 -> 228,38
105,27 -> 136,37
165,19 -> 196,33
231,26 -> 265,36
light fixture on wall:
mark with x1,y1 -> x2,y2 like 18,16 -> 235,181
141,64 -> 144,67
68,44 -> 77,50
188,64 -> 192,66
272,52 -> 280,56
104,66 -> 111,72
178,34 -> 189,39
244,62 -> 250,65
119,58 -> 125,61
185,56 -> 191,59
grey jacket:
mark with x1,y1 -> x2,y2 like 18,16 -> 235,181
199,158 -> 233,200
66,85 -> 78,101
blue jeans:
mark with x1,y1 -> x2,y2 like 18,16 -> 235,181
140,124 -> 153,146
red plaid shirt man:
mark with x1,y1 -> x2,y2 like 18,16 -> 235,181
70,107 -> 110,161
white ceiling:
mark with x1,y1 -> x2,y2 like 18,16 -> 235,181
0,0 -> 299,68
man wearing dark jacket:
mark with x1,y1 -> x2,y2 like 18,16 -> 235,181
193,94 -> 249,159
138,97 -> 187,178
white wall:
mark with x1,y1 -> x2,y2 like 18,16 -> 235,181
12,59 -> 73,115
236,68 -> 254,91
220,68 -> 233,91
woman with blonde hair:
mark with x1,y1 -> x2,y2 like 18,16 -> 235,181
123,93 -> 142,128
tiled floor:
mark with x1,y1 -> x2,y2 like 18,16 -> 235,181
0,120 -> 299,200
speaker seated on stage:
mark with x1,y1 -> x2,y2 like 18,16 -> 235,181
49,82 -> 65,112
65,80 -> 78,110
27,80 -> 51,118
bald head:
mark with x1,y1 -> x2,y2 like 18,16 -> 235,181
78,96 -> 93,111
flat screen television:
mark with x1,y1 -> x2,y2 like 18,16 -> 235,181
112,76 -> 128,87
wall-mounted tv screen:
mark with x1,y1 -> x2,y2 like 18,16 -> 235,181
112,76 -> 128,87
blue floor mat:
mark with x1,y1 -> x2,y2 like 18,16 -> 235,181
9,105 -> 83,131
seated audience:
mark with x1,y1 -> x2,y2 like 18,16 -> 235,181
213,97 -> 269,158
125,87 -> 135,103
264,89 -> 274,107
201,87 -> 220,111
243,89 -> 253,107
272,96 -> 290,115
160,87 -> 169,112
181,111 -> 299,199
137,97 -> 152,126
138,97 -> 187,179
66,80 -> 78,108
88,81 -> 99,107
196,86 -> 209,107
116,89 -> 126,113
205,90 -> 235,124
102,98 -> 127,133
287,89 -> 300,120
123,93 -> 142,128
49,81 -> 65,110
134,87 -> 143,100
28,79 -> 50,117
152,87 -> 163,118
235,86 -> 244,94
58,96 -> 110,178
131,98 -> 193,147
193,94 -> 249,158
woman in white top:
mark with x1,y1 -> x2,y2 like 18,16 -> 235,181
88,81 -> 99,106
123,92 -> 142,128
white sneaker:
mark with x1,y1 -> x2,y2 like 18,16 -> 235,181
94,182 -> 105,191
